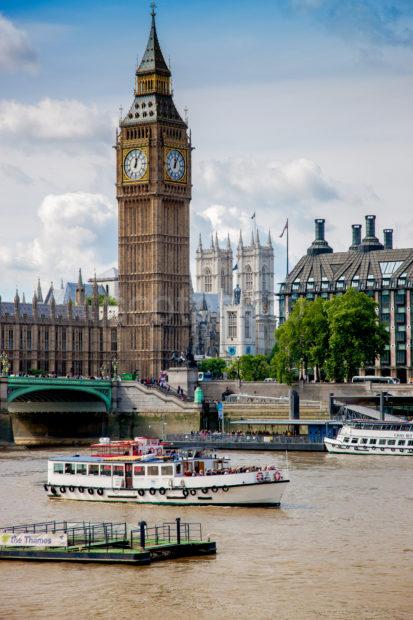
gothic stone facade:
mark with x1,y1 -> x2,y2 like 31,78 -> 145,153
278,215 -> 413,382
195,230 -> 276,358
0,282 -> 117,377
117,10 -> 191,378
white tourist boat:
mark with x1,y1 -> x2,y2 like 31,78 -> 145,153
324,420 -> 413,455
44,438 -> 289,506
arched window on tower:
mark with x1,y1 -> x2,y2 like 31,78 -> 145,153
204,268 -> 212,293
245,265 -> 253,291
262,266 -> 268,292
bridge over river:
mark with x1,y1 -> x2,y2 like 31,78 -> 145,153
1,377 -> 112,446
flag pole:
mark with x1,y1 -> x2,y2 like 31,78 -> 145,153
286,218 -> 289,277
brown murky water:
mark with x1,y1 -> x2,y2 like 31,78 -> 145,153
0,448 -> 412,620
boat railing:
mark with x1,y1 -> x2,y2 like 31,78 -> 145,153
167,433 -> 318,445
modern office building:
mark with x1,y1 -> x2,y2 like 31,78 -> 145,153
277,215 -> 413,382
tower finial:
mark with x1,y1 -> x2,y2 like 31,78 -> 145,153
151,0 -> 156,18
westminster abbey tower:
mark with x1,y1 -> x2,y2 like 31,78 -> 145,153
117,6 -> 191,377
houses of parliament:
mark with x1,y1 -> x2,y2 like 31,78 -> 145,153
0,6 -> 276,379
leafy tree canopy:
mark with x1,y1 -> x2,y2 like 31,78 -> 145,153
197,358 -> 227,379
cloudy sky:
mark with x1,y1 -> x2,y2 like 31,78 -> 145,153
1,0 -> 413,300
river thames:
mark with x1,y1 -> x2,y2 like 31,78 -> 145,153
0,448 -> 412,620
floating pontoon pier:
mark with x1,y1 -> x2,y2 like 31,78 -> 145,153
0,518 -> 216,565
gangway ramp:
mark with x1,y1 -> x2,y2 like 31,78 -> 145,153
335,402 -> 401,422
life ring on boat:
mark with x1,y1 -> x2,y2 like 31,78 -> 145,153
149,488 -> 156,495
274,471 -> 282,481
51,486 -> 57,495
380,448 -> 385,451
69,486 -> 75,493
59,486 -> 66,493
400,449 -> 404,453
43,484 -> 48,492
201,487 -> 209,494
371,447 -> 376,450
138,489 -> 145,496
211,486 -> 218,493
190,489 -> 197,496
78,486 -> 84,493
256,472 -> 264,482
222,486 -> 229,492
88,488 -> 94,495
159,487 -> 166,495
97,488 -> 104,496
182,488 -> 189,498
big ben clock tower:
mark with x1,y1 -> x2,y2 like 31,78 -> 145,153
117,4 -> 191,378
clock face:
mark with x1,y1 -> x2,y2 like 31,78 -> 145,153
124,149 -> 147,181
166,149 -> 185,181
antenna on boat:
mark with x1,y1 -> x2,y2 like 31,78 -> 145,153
285,450 -> 289,479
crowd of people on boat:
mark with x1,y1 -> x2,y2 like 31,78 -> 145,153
186,464 -> 281,476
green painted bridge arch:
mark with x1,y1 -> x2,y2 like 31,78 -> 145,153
7,377 -> 112,413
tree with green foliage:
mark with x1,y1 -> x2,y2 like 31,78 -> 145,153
86,294 -> 118,306
302,297 -> 330,382
197,358 -> 227,379
227,354 -> 270,382
324,288 -> 388,382
272,298 -> 312,383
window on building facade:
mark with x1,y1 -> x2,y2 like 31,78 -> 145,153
351,276 -> 360,288
321,278 -> 329,290
245,311 -> 251,339
337,278 -> 345,290
204,268 -> 212,293
262,266 -> 268,292
111,328 -> 117,352
221,269 -> 225,291
292,279 -> 300,291
228,311 -> 237,339
367,276 -> 375,288
307,278 -> 314,291
245,265 -> 253,291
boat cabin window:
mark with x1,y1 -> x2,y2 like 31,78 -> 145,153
343,437 -> 349,443
76,463 -> 87,475
369,439 -> 377,445
175,464 -> 182,475
351,438 -> 358,444
398,440 -> 405,446
134,465 -> 145,476
379,439 -> 386,445
161,465 -> 173,476
100,465 -> 112,476
65,463 -> 75,475
53,463 -> 64,474
387,440 -> 396,446
113,465 -> 124,477
147,465 -> 159,476
88,464 -> 99,476
408,440 -> 413,446
361,438 -> 368,444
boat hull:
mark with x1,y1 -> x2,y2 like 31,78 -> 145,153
324,437 -> 413,456
45,480 -> 288,507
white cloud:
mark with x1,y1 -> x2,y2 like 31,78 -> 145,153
0,191 -> 117,291
0,13 -> 37,73
0,98 -> 113,141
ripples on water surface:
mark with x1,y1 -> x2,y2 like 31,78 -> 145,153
0,448 -> 412,620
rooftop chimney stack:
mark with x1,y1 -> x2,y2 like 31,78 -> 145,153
349,224 -> 362,251
383,229 -> 393,250
359,214 -> 384,253
307,218 -> 333,256
365,214 -> 376,238
315,218 -> 325,241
